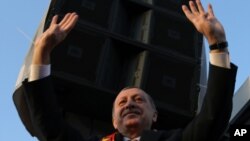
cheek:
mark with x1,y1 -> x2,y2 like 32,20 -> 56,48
113,109 -> 124,127
114,108 -> 122,119
142,106 -> 154,116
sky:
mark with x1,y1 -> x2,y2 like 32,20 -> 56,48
1,0 -> 250,141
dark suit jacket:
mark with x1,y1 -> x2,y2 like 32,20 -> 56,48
13,64 -> 237,141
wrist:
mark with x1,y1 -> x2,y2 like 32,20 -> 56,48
32,48 -> 51,65
206,30 -> 226,45
209,41 -> 229,53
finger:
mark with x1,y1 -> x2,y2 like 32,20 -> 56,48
189,1 -> 199,14
60,13 -> 76,28
63,13 -> 79,33
59,13 -> 71,27
182,5 -> 195,21
196,0 -> 205,13
208,3 -> 215,16
51,15 -> 58,25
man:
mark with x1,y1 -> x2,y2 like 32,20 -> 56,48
13,0 -> 237,141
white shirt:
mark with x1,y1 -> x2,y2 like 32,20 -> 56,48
123,136 -> 141,141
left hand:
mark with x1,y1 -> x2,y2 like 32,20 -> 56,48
32,12 -> 78,65
182,0 -> 226,45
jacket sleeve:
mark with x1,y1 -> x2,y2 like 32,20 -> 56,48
13,76 -> 97,141
182,63 -> 237,141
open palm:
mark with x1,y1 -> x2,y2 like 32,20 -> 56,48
182,0 -> 226,45
32,12 -> 78,64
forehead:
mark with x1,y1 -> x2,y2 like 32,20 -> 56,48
115,88 -> 147,100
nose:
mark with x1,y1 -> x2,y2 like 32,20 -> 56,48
124,99 -> 136,109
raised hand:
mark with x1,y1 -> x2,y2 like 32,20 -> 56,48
32,12 -> 78,65
182,0 -> 226,45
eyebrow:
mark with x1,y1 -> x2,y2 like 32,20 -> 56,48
118,94 -> 145,101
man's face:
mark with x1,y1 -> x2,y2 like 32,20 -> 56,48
112,88 -> 157,134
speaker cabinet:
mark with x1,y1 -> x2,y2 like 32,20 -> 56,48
51,29 -> 107,85
56,0 -> 114,28
149,11 -> 198,58
20,0 -> 204,136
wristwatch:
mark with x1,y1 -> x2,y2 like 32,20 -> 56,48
209,41 -> 228,50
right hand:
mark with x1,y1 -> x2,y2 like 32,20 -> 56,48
32,12 -> 78,65
182,0 -> 226,45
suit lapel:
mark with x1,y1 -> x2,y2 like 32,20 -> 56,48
113,130 -> 162,141
140,130 -> 162,141
114,132 -> 124,141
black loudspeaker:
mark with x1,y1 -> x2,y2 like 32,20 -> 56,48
59,0 -> 114,28
51,29 -> 107,85
153,0 -> 189,14
47,0 -> 203,134
145,53 -> 198,112
150,11 -> 198,58
140,52 -> 200,129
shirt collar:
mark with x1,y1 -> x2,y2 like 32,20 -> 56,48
123,136 -> 141,141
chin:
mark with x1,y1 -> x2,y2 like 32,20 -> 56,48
124,118 -> 141,127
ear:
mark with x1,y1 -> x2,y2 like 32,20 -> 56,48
152,112 -> 158,122
112,118 -> 118,129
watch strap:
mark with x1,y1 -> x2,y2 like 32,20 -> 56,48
209,41 -> 228,50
